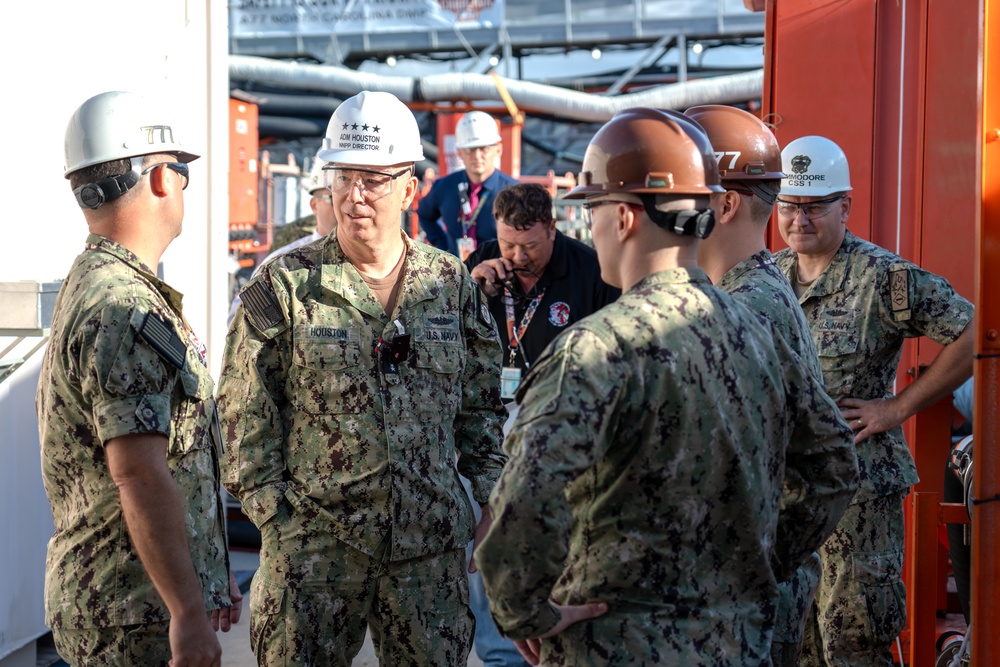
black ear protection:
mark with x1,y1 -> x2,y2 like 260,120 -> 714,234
72,156 -> 144,210
73,170 -> 141,210
641,197 -> 716,239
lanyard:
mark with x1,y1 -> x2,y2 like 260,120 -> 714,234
504,287 -> 546,367
460,188 -> 488,238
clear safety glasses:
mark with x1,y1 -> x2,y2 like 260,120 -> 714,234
775,195 -> 845,220
322,166 -> 411,202
580,199 -> 642,230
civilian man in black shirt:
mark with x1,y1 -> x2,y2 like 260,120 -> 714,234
463,182 -> 619,667
467,183 -> 620,400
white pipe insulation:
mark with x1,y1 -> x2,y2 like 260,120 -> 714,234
229,54 -> 764,123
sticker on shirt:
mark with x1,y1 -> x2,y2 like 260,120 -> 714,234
548,302 -> 571,327
415,313 -> 462,344
188,329 -> 208,367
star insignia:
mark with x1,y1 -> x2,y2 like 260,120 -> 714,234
372,125 -> 380,133
352,123 -> 359,130
342,122 -> 349,130
362,124 -> 369,131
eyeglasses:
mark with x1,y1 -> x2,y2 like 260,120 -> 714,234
323,166 -> 411,201
457,144 -> 499,154
581,199 -> 638,230
775,195 -> 845,220
482,266 -> 543,301
314,192 -> 333,205
142,162 -> 189,190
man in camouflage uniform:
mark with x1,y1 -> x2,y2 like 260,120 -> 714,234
476,108 -> 859,667
218,91 -> 506,666
36,91 -> 238,666
685,105 -> 843,667
773,135 -> 975,667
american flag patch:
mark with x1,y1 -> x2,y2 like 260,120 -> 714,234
241,279 -> 284,331
138,313 -> 186,369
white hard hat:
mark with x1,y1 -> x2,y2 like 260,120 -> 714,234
455,111 -> 501,149
780,135 -> 852,196
64,91 -> 199,177
302,155 -> 328,194
317,91 -> 424,165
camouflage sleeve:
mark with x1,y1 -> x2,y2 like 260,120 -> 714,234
217,269 -> 292,528
478,327 -> 625,639
453,272 -> 507,505
774,334 -> 860,580
85,301 -> 177,442
877,261 -> 974,345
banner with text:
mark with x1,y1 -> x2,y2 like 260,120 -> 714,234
231,0 -> 504,36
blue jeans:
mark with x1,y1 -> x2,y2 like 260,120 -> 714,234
464,478 -> 530,667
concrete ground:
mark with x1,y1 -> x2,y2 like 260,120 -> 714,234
221,549 -> 485,667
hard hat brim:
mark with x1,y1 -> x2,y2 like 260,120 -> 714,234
455,138 -> 501,149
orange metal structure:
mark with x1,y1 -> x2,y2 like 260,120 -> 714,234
229,99 -> 260,267
972,2 -> 1000,665
761,0 -> 999,664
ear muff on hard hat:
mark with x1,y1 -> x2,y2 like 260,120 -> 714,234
683,104 -> 784,205
455,111 -> 502,149
566,107 -> 721,238
317,91 -> 424,166
640,203 -> 717,239
780,135 -> 853,197
72,157 -> 144,210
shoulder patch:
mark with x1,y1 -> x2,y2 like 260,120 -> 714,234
889,264 -> 911,320
472,285 -> 492,329
241,279 -> 284,331
138,313 -> 186,369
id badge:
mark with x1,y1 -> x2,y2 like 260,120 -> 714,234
500,366 -> 522,400
457,236 -> 476,261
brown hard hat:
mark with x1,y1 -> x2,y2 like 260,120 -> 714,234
683,105 -> 785,180
566,107 -> 724,199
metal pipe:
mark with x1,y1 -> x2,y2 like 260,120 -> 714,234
229,54 -> 763,123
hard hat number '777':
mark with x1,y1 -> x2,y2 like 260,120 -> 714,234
141,125 -> 175,146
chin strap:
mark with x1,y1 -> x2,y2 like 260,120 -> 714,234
73,157 -> 143,209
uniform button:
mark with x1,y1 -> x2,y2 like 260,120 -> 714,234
142,408 -> 155,419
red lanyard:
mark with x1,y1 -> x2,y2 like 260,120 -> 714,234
504,288 -> 545,367
461,190 -> 488,239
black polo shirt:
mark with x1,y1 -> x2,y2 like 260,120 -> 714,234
465,231 -> 620,371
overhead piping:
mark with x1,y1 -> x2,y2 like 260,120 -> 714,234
229,55 -> 763,123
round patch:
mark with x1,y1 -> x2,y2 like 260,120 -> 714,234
548,301 -> 571,327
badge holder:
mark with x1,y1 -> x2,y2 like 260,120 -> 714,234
457,236 -> 476,261
457,182 -> 477,261
378,319 -> 411,375
500,345 -> 523,400
500,366 -> 522,400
